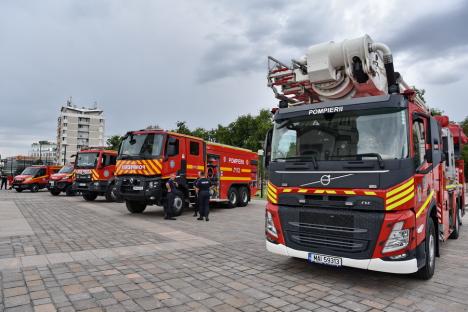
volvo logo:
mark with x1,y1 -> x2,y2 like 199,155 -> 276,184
320,175 -> 331,186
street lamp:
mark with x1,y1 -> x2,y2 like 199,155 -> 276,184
62,144 -> 68,165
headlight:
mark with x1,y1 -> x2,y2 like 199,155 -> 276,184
25,178 -> 32,182
383,221 -> 410,253
265,211 -> 278,238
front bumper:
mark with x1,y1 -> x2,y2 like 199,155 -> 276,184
266,240 -> 418,274
73,180 -> 109,193
48,181 -> 72,191
116,176 -> 162,204
12,183 -> 30,190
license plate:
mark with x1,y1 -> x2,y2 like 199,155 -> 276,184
133,186 -> 144,191
308,253 -> 342,267
50,181 -> 55,186
13,185 -> 18,189
80,183 -> 87,187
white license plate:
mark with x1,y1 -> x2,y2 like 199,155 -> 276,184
50,181 -> 55,186
79,183 -> 87,187
308,253 -> 342,267
133,186 -> 144,191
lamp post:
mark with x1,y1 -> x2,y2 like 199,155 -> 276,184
62,144 -> 68,165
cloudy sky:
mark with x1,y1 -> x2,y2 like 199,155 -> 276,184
1,0 -> 467,157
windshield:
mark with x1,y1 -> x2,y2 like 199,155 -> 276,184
76,153 -> 99,168
58,165 -> 74,174
21,167 -> 40,176
272,109 -> 408,162
119,133 -> 164,158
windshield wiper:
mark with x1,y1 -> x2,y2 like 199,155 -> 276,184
275,156 -> 318,169
330,153 -> 384,169
119,154 -> 138,160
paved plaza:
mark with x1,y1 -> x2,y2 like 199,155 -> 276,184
0,190 -> 467,312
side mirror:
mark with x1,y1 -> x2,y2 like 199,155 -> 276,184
263,128 -> 273,169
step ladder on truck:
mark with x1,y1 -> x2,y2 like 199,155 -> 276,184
263,35 -> 467,279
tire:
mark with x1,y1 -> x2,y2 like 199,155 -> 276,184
30,184 -> 39,193
15,188 -> 23,193
458,199 -> 463,226
416,218 -> 436,280
171,193 -> 185,216
238,187 -> 249,207
126,201 -> 147,213
227,187 -> 239,208
105,184 -> 123,203
65,185 -> 75,196
449,207 -> 460,239
82,192 -> 98,201
50,189 -> 61,196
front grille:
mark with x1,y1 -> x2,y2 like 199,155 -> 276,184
279,205 -> 384,259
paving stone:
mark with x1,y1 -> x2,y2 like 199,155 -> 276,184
34,303 -> 57,312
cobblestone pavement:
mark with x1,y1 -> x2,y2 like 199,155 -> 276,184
1,190 -> 467,312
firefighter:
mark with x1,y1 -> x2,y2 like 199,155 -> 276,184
193,171 -> 203,217
164,173 -> 178,220
195,171 -> 211,221
0,172 -> 7,190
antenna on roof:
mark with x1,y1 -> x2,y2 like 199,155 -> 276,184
67,96 -> 72,107
93,101 -> 98,109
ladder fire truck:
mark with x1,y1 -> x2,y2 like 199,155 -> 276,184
264,35 -> 467,279
114,130 -> 258,215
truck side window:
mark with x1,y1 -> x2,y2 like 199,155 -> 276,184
167,137 -> 179,156
37,168 -> 46,177
101,154 -> 109,166
412,120 -> 426,168
110,155 -> 117,165
190,141 -> 200,156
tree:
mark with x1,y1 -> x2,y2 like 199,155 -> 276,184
172,121 -> 192,135
412,86 -> 426,103
106,135 -> 123,151
430,108 -> 444,116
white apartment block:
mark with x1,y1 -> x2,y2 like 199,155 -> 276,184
56,101 -> 105,164
30,141 -> 57,163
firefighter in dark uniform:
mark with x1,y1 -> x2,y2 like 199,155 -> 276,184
192,171 -> 203,217
195,171 -> 211,221
165,173 -> 178,220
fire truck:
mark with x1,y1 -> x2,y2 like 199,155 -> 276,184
72,148 -> 120,201
115,130 -> 258,215
48,164 -> 75,196
264,35 -> 466,279
12,165 -> 61,192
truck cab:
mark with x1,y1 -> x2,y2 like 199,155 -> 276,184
72,149 -> 119,201
48,164 -> 75,196
13,165 -> 61,192
115,130 -> 258,215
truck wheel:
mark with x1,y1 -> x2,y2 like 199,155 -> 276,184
227,187 -> 239,208
50,189 -> 61,196
15,188 -> 23,193
126,201 -> 146,213
31,184 -> 39,193
449,207 -> 460,239
172,193 -> 185,216
458,199 -> 463,226
65,185 -> 75,196
416,218 -> 436,280
82,192 -> 98,201
238,187 -> 249,207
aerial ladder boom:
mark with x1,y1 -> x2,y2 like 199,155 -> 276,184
268,34 -> 427,110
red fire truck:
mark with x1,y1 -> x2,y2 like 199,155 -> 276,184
115,130 -> 258,215
264,35 -> 466,279
48,164 -> 75,196
72,149 -> 120,201
12,165 -> 61,192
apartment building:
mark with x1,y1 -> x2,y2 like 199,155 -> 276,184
56,101 -> 105,164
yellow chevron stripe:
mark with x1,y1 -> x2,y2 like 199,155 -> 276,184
325,190 -> 337,194
386,185 -> 415,205
283,188 -> 292,193
364,191 -> 377,196
267,188 -> 277,200
153,160 -> 162,170
386,178 -> 414,198
241,169 -> 251,173
267,183 -> 277,194
298,189 -> 308,193
416,191 -> 434,218
344,190 -> 356,195
267,193 -> 277,204
145,160 -> 159,174
386,193 -> 415,211
314,190 -> 325,194
221,167 -> 233,172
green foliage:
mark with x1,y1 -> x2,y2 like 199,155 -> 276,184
460,116 -> 468,135
412,86 -> 426,103
430,108 -> 444,116
171,109 -> 273,152
106,135 -> 123,151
